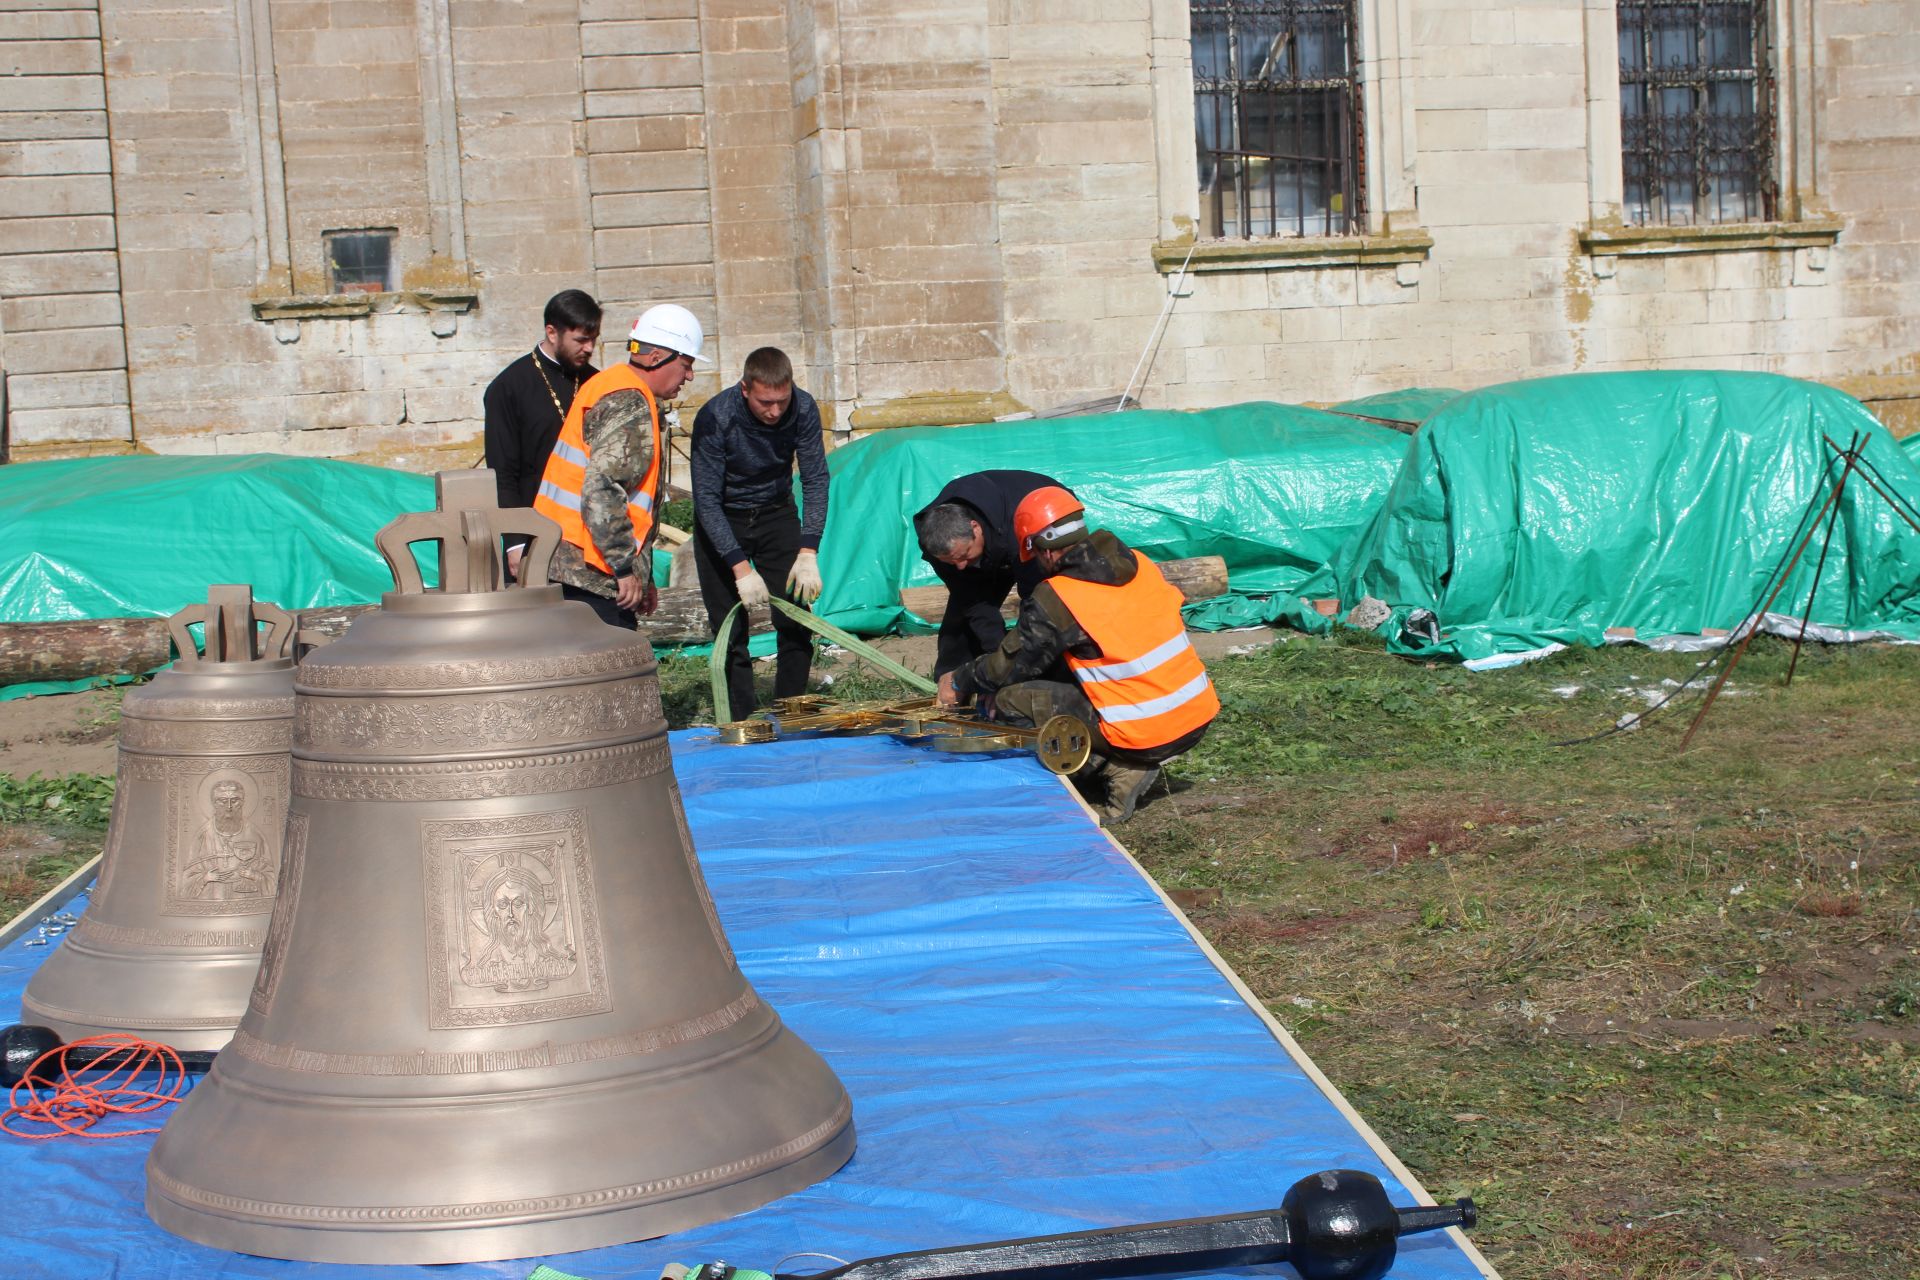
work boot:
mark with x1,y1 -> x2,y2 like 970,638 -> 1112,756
1095,763 -> 1160,826
1069,758 -> 1111,812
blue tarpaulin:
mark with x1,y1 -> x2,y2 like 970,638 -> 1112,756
0,733 -> 1490,1280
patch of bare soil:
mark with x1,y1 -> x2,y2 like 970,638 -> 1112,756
0,689 -> 119,777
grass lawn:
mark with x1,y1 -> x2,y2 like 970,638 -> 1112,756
1116,634 -> 1920,1280
4,633 -> 1915,1278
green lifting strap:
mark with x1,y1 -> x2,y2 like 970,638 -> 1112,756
709,599 -> 937,725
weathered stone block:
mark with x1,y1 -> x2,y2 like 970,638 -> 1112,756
0,211 -> 112,254
584,51 -> 703,90
280,388 -> 406,431
596,260 -> 716,302
0,247 -> 118,294
1266,268 -> 1358,311
6,403 -> 132,445
6,367 -> 130,410
594,222 -> 712,268
0,37 -> 99,77
0,136 -> 108,177
593,188 -> 712,228
0,10 -> 98,40
1,290 -> 120,332
0,109 -> 106,141
591,146 -> 714,192
580,18 -> 700,57
585,87 -> 705,119
1,323 -> 124,374
0,171 -> 109,218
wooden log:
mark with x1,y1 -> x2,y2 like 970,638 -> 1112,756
0,616 -> 174,686
898,554 -> 1230,624
0,587 -> 768,687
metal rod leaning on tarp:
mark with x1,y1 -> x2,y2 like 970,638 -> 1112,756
1823,433 -> 1920,535
1787,431 -> 1864,687
1681,436 -> 1863,750
710,600 -> 937,725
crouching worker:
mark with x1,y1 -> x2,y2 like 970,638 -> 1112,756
935,487 -> 1218,824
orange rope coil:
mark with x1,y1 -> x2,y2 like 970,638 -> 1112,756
0,1033 -> 192,1140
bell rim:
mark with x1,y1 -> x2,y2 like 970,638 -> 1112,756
145,1109 -> 855,1265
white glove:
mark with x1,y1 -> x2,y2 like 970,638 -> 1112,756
734,567 -> 770,610
786,549 -> 823,606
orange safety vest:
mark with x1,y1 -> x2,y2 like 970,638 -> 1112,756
1048,552 -> 1220,753
533,363 -> 662,575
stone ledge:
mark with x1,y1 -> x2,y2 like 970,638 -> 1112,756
1152,229 -> 1434,274
250,287 -> 479,322
1580,218 -> 1843,258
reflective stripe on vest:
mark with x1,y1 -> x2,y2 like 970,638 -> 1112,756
1050,552 -> 1220,752
532,364 -> 661,575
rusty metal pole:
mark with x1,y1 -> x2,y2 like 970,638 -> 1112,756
1681,439 -> 1861,750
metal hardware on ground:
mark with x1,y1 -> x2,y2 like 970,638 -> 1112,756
717,696 -> 1093,776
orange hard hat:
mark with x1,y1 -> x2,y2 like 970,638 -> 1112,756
1013,485 -> 1087,561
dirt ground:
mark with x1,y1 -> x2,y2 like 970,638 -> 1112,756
0,685 -> 122,777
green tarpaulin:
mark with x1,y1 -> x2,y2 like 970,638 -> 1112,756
804,402 -> 1411,637
0,455 -> 447,698
0,455 -> 440,625
1330,371 -> 1920,660
1327,387 -> 1461,426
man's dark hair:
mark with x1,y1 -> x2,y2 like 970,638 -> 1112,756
914,503 -> 977,560
742,346 -> 794,389
544,289 -> 602,333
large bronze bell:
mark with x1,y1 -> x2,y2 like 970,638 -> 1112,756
148,472 -> 855,1265
22,586 -> 296,1051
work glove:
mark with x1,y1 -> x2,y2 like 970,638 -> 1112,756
786,549 -> 823,606
734,567 -> 771,610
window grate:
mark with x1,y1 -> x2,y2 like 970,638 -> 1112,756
1618,0 -> 1776,226
1192,0 -> 1364,238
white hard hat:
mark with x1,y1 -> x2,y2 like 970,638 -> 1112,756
627,304 -> 711,364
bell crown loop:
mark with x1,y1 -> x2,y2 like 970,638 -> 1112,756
377,469 -> 560,598
167,585 -> 295,668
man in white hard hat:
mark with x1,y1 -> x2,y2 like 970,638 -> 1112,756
534,303 -> 709,630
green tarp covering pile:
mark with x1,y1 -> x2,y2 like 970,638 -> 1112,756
1329,371 -> 1920,660
804,402 -> 1411,637
0,455 -> 439,624
0,455 -> 441,698
4,373 -> 1913,697
1327,387 -> 1461,425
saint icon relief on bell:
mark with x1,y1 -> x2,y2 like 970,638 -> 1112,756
176,769 -> 281,906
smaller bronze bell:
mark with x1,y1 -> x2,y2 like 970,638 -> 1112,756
21,586 -> 295,1051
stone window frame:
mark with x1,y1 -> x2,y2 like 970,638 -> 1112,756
1149,0 -> 1432,276
1579,0 -> 1840,278
236,0 -> 478,335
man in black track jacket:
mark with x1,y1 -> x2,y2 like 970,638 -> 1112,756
912,469 -> 1070,679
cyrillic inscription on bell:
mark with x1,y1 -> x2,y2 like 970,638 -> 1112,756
148,471 -> 855,1265
21,585 -> 296,1051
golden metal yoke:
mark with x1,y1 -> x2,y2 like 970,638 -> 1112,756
720,695 -> 1093,776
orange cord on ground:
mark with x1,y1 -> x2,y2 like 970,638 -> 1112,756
0,1034 -> 191,1139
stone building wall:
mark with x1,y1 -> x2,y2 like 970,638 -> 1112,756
0,0 -> 131,454
1,0 -> 1915,459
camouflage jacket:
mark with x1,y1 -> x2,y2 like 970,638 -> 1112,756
951,530 -> 1140,698
548,387 -> 660,599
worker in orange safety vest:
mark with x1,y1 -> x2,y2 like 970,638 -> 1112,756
534,303 -> 708,630
936,486 -> 1219,824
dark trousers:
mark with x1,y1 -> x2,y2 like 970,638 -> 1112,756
934,570 -> 1017,678
693,499 -> 812,718
561,583 -> 638,631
